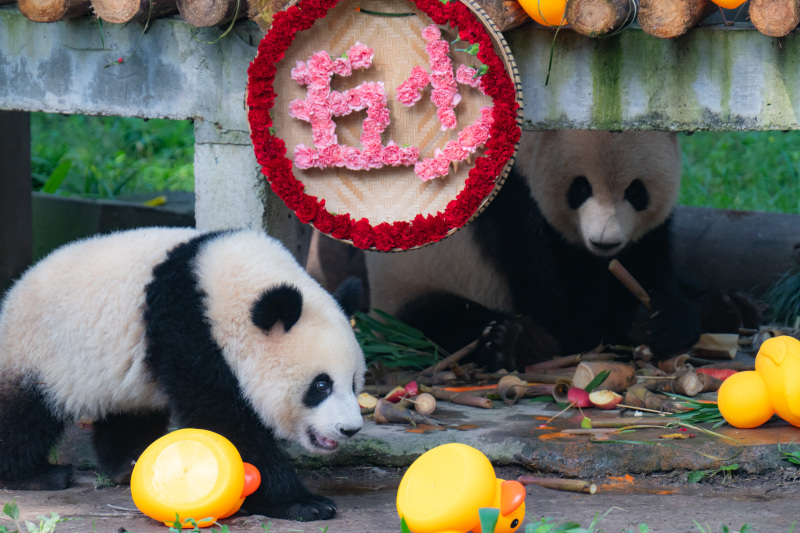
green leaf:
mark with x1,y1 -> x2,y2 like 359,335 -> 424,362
583,370 -> 611,393
687,470 -> 709,483
580,417 -> 592,428
41,160 -> 71,194
3,501 -> 19,521
400,517 -> 411,533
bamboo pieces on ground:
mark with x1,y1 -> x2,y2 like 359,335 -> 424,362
518,476 -> 597,494
18,0 -> 91,22
638,0 -> 716,39
92,0 -> 177,23
750,0 -> 800,38
566,0 -> 636,37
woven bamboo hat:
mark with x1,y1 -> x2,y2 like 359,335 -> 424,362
248,0 -> 523,250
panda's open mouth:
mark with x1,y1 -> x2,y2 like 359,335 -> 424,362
308,429 -> 339,452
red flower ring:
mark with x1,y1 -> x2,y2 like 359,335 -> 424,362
247,0 -> 521,251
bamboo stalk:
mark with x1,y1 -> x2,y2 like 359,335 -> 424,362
419,339 -> 479,377
518,476 -> 597,494
608,259 -> 651,309
638,0 -> 716,39
419,384 -> 493,409
566,0 -> 636,37
572,361 -> 636,392
589,416 -> 676,427
750,0 -> 800,38
18,0 -> 92,22
526,352 -> 617,372
92,0 -> 177,23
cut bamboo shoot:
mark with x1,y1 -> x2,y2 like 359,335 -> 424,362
92,0 -> 177,23
518,476 -> 597,494
18,0 -> 91,22
571,361 -> 636,392
750,0 -> 800,38
178,0 -> 244,27
638,0 -> 715,39
566,0 -> 636,37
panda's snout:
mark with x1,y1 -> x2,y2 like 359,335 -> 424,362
339,426 -> 361,438
590,240 -> 623,253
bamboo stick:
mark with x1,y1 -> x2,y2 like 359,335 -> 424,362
419,384 -> 493,409
18,0 -> 91,22
92,0 -> 178,23
566,0 -> 636,37
750,0 -> 800,38
638,0 -> 716,39
419,339 -> 479,377
608,259 -> 651,309
526,352 -> 617,372
518,476 -> 597,494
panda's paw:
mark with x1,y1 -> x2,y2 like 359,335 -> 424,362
476,319 -> 522,372
636,294 -> 701,358
254,494 -> 337,522
476,316 -> 560,372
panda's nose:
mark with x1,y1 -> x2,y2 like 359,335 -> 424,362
591,240 -> 622,252
339,426 -> 361,438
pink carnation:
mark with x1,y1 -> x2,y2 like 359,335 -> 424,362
308,51 -> 333,75
409,66 -> 429,88
438,107 -> 457,130
415,159 -> 436,181
293,145 -> 319,169
328,91 -> 350,116
382,143 -> 402,166
291,61 -> 311,85
396,81 -> 423,106
332,57 -> 352,77
348,42 -> 374,70
288,99 -> 312,121
421,24 -> 441,42
443,140 -> 468,161
456,65 -> 480,88
319,144 -> 344,167
342,147 -> 364,171
400,146 -> 420,166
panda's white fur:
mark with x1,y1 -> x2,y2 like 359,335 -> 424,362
366,130 -> 699,369
515,130 -> 680,256
0,227 -> 365,521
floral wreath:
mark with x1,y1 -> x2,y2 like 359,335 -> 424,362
247,0 -> 521,251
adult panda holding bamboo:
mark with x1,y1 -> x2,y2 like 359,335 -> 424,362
367,130 -> 708,371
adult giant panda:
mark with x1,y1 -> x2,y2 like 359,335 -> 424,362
0,228 -> 365,522
366,130 -> 702,371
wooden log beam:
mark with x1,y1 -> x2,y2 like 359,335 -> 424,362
177,0 -> 245,27
92,0 -> 178,24
565,0 -> 635,37
750,0 -> 800,38
18,0 -> 91,22
638,0 -> 715,39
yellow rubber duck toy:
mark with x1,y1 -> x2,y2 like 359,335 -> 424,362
131,429 -> 261,528
718,336 -> 800,429
396,443 -> 526,533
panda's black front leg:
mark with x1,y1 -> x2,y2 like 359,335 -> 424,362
635,290 -> 701,358
177,406 -> 335,521
235,437 -> 336,521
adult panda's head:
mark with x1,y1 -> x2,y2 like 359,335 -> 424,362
516,130 -> 681,257
195,232 -> 366,454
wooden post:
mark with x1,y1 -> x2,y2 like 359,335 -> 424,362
92,0 -> 178,24
750,0 -> 800,38
18,0 -> 92,22
638,0 -> 715,39
565,0 -> 636,37
177,0 -> 245,27
0,112 -> 32,297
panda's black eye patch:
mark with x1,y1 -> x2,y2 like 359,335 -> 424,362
625,179 -> 649,211
566,176 -> 592,209
304,373 -> 333,407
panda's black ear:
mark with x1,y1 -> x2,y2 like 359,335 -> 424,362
251,284 -> 303,333
333,276 -> 363,318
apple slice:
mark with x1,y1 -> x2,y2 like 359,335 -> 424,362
589,390 -> 623,410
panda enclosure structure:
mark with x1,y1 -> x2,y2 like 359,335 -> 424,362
2,0 -> 800,296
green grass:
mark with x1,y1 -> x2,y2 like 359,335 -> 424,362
29,113 -> 800,215
679,130 -> 800,214
31,113 -> 194,199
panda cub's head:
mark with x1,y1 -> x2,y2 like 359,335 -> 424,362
196,233 -> 366,454
517,130 -> 681,257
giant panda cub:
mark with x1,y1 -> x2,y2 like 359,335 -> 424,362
0,228 -> 365,522
366,130 -> 702,371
